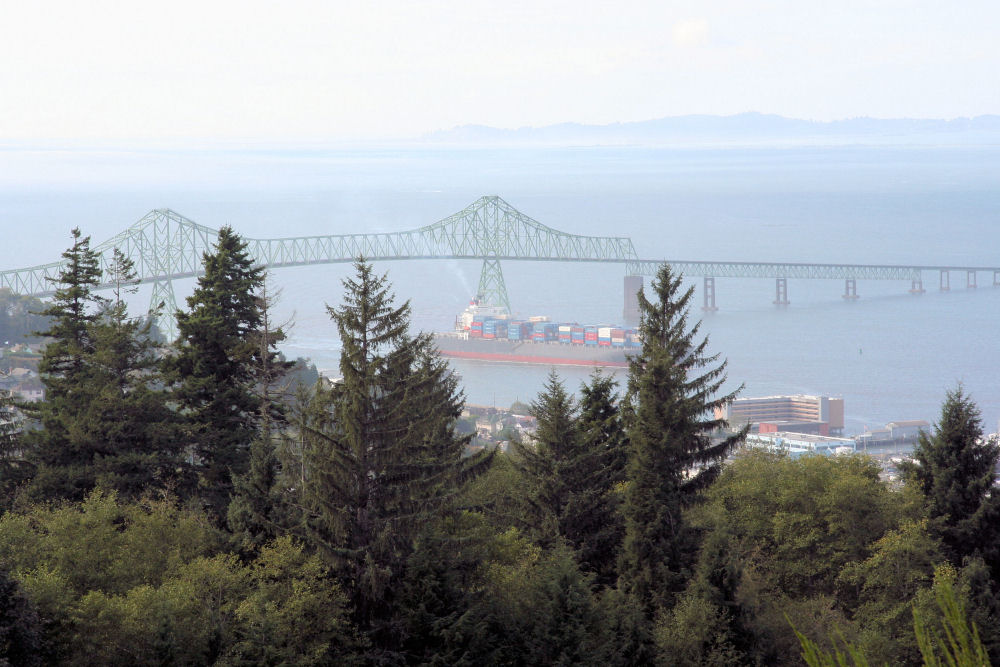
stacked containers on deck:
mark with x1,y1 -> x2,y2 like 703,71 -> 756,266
470,320 -> 483,338
598,326 -> 612,346
532,321 -> 548,342
571,325 -> 585,345
611,328 -> 626,348
584,325 -> 598,346
558,324 -> 572,344
481,318 -> 509,340
508,321 -> 529,341
482,318 -> 496,340
532,322 -> 558,342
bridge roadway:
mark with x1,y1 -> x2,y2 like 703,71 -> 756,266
2,196 -> 998,336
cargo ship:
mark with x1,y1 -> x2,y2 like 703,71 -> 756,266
433,299 -> 640,368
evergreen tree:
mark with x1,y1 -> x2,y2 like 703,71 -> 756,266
512,371 -> 626,585
900,387 -> 1000,576
618,264 -> 746,617
574,370 -> 627,585
0,387 -> 29,509
512,371 -> 580,541
299,259 -> 489,655
84,249 -> 184,497
25,241 -> 182,501
228,280 -> 294,551
167,226 -> 266,520
23,229 -> 106,500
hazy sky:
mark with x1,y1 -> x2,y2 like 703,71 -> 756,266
2,1 -> 999,143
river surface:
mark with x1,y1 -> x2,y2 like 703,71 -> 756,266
2,144 -> 999,434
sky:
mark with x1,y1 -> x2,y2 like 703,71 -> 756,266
2,1 -> 999,144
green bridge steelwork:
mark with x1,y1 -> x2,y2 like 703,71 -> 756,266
2,195 -> 999,338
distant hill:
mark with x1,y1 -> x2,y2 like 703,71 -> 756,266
422,113 -> 1000,147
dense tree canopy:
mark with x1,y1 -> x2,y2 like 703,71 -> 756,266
5,244 -> 1000,665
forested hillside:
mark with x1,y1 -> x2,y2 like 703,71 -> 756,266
1,228 -> 997,665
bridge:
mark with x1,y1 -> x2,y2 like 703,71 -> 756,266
2,195 -> 998,338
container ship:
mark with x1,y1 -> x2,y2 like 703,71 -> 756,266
433,299 -> 641,368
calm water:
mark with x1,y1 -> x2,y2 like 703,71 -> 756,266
2,145 -> 999,434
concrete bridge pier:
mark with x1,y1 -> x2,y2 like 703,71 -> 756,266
910,278 -> 925,294
994,270 -> 1000,287
774,277 -> 790,306
623,275 -> 643,324
702,276 -> 718,311
843,278 -> 859,300
967,270 -> 977,288
940,270 -> 950,291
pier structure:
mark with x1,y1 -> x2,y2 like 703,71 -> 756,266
2,196 -> 999,339
624,259 -> 1000,313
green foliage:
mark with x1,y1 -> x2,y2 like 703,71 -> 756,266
23,229 -> 105,500
223,536 -> 361,665
0,491 -> 360,664
509,400 -> 531,415
837,520 -> 944,663
402,518 -> 611,667
0,388 -> 31,509
512,370 -> 626,586
901,386 -> 1000,575
168,226 -> 268,520
684,450 -> 907,663
706,450 -> 901,600
914,577 -> 991,667
0,568 -> 43,666
512,371 -> 580,538
298,260 -> 490,653
227,279 -> 294,552
24,232 -> 182,502
654,593 -> 743,666
795,576 -> 990,667
619,264 -> 746,616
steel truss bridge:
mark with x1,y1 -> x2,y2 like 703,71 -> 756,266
2,195 -> 998,338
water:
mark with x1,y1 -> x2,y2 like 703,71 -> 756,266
2,144 -> 998,434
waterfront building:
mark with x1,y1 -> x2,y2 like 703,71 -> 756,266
717,394 -> 845,435
744,431 -> 856,458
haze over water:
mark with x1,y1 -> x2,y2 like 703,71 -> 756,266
2,144 -> 998,434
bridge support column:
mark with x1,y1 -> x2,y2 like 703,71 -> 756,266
967,270 -> 977,289
149,279 -> 179,342
940,270 -> 950,291
994,270 -> 1000,287
910,278 -> 925,294
702,276 -> 718,311
477,259 -> 511,314
623,275 -> 642,323
774,278 -> 789,306
843,278 -> 858,300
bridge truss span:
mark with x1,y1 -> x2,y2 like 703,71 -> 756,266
3,195 -> 999,338
626,259 -> 924,281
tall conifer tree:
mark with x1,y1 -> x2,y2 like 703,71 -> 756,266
299,259 -> 489,654
228,280 -> 294,550
513,371 -> 626,585
24,229 -> 105,499
901,387 -> 1000,575
167,226 -> 266,518
26,237 -> 182,500
618,264 -> 746,616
